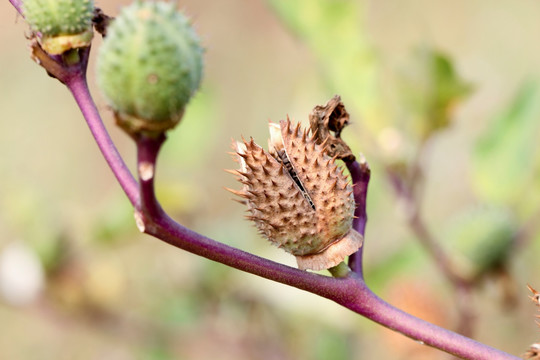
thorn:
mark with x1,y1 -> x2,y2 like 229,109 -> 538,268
224,168 -> 241,176
246,189 -> 259,198
240,179 -> 251,186
246,161 -> 258,172
263,156 -> 274,168
224,187 -> 250,199
294,122 -> 301,136
301,128 -> 307,142
264,222 -> 277,230
320,136 -> 330,150
324,159 -> 331,168
231,198 -> 247,205
245,215 -> 262,221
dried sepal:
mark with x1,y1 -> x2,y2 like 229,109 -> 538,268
228,119 -> 362,271
309,95 -> 355,161
524,343 -> 540,360
524,285 -> 540,359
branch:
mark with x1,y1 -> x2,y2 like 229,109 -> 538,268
346,157 -> 370,276
9,0 -> 22,15
131,137 -> 517,360
66,73 -> 139,205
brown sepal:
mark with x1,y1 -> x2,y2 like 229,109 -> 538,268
308,95 -> 355,162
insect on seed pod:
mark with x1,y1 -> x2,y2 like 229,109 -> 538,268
227,119 -> 363,271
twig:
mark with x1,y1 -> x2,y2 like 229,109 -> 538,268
67,73 -> 139,206
9,0 -> 23,15
385,142 -> 477,337
346,157 -> 370,276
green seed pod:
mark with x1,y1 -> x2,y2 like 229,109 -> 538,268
23,0 -> 94,55
227,120 -> 363,271
444,205 -> 516,281
96,1 -> 204,136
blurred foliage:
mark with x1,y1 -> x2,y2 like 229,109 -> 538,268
398,46 -> 472,141
473,81 -> 540,205
267,0 -> 382,130
443,205 -> 517,281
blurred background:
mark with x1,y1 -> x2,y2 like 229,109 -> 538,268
1,0 -> 540,359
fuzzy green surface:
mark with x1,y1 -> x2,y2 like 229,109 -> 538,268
23,0 -> 94,36
96,1 -> 204,124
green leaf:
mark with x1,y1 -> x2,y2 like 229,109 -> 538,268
443,205 -> 516,280
400,47 -> 472,140
472,82 -> 540,203
267,0 -> 382,129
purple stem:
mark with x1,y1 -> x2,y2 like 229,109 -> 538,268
133,138 -> 517,360
346,158 -> 370,276
66,73 -> 139,206
9,0 -> 23,15
8,0 -> 138,205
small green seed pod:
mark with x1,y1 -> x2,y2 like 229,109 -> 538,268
96,1 -> 204,136
23,0 -> 94,55
444,205 -> 516,281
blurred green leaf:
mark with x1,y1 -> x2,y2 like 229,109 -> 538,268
158,296 -> 202,326
443,205 -> 516,281
313,329 -> 351,360
364,242 -> 427,293
400,47 -> 472,140
92,195 -> 136,245
472,81 -> 540,203
267,0 -> 382,130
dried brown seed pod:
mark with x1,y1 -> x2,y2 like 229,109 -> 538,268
227,119 -> 362,271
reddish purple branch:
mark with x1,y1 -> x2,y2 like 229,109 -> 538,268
132,136 -> 518,360
67,73 -> 138,205
9,0 -> 23,15
346,158 -> 370,276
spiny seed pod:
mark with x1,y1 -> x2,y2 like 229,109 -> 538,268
227,120 -> 363,271
96,1 -> 204,136
23,0 -> 94,55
